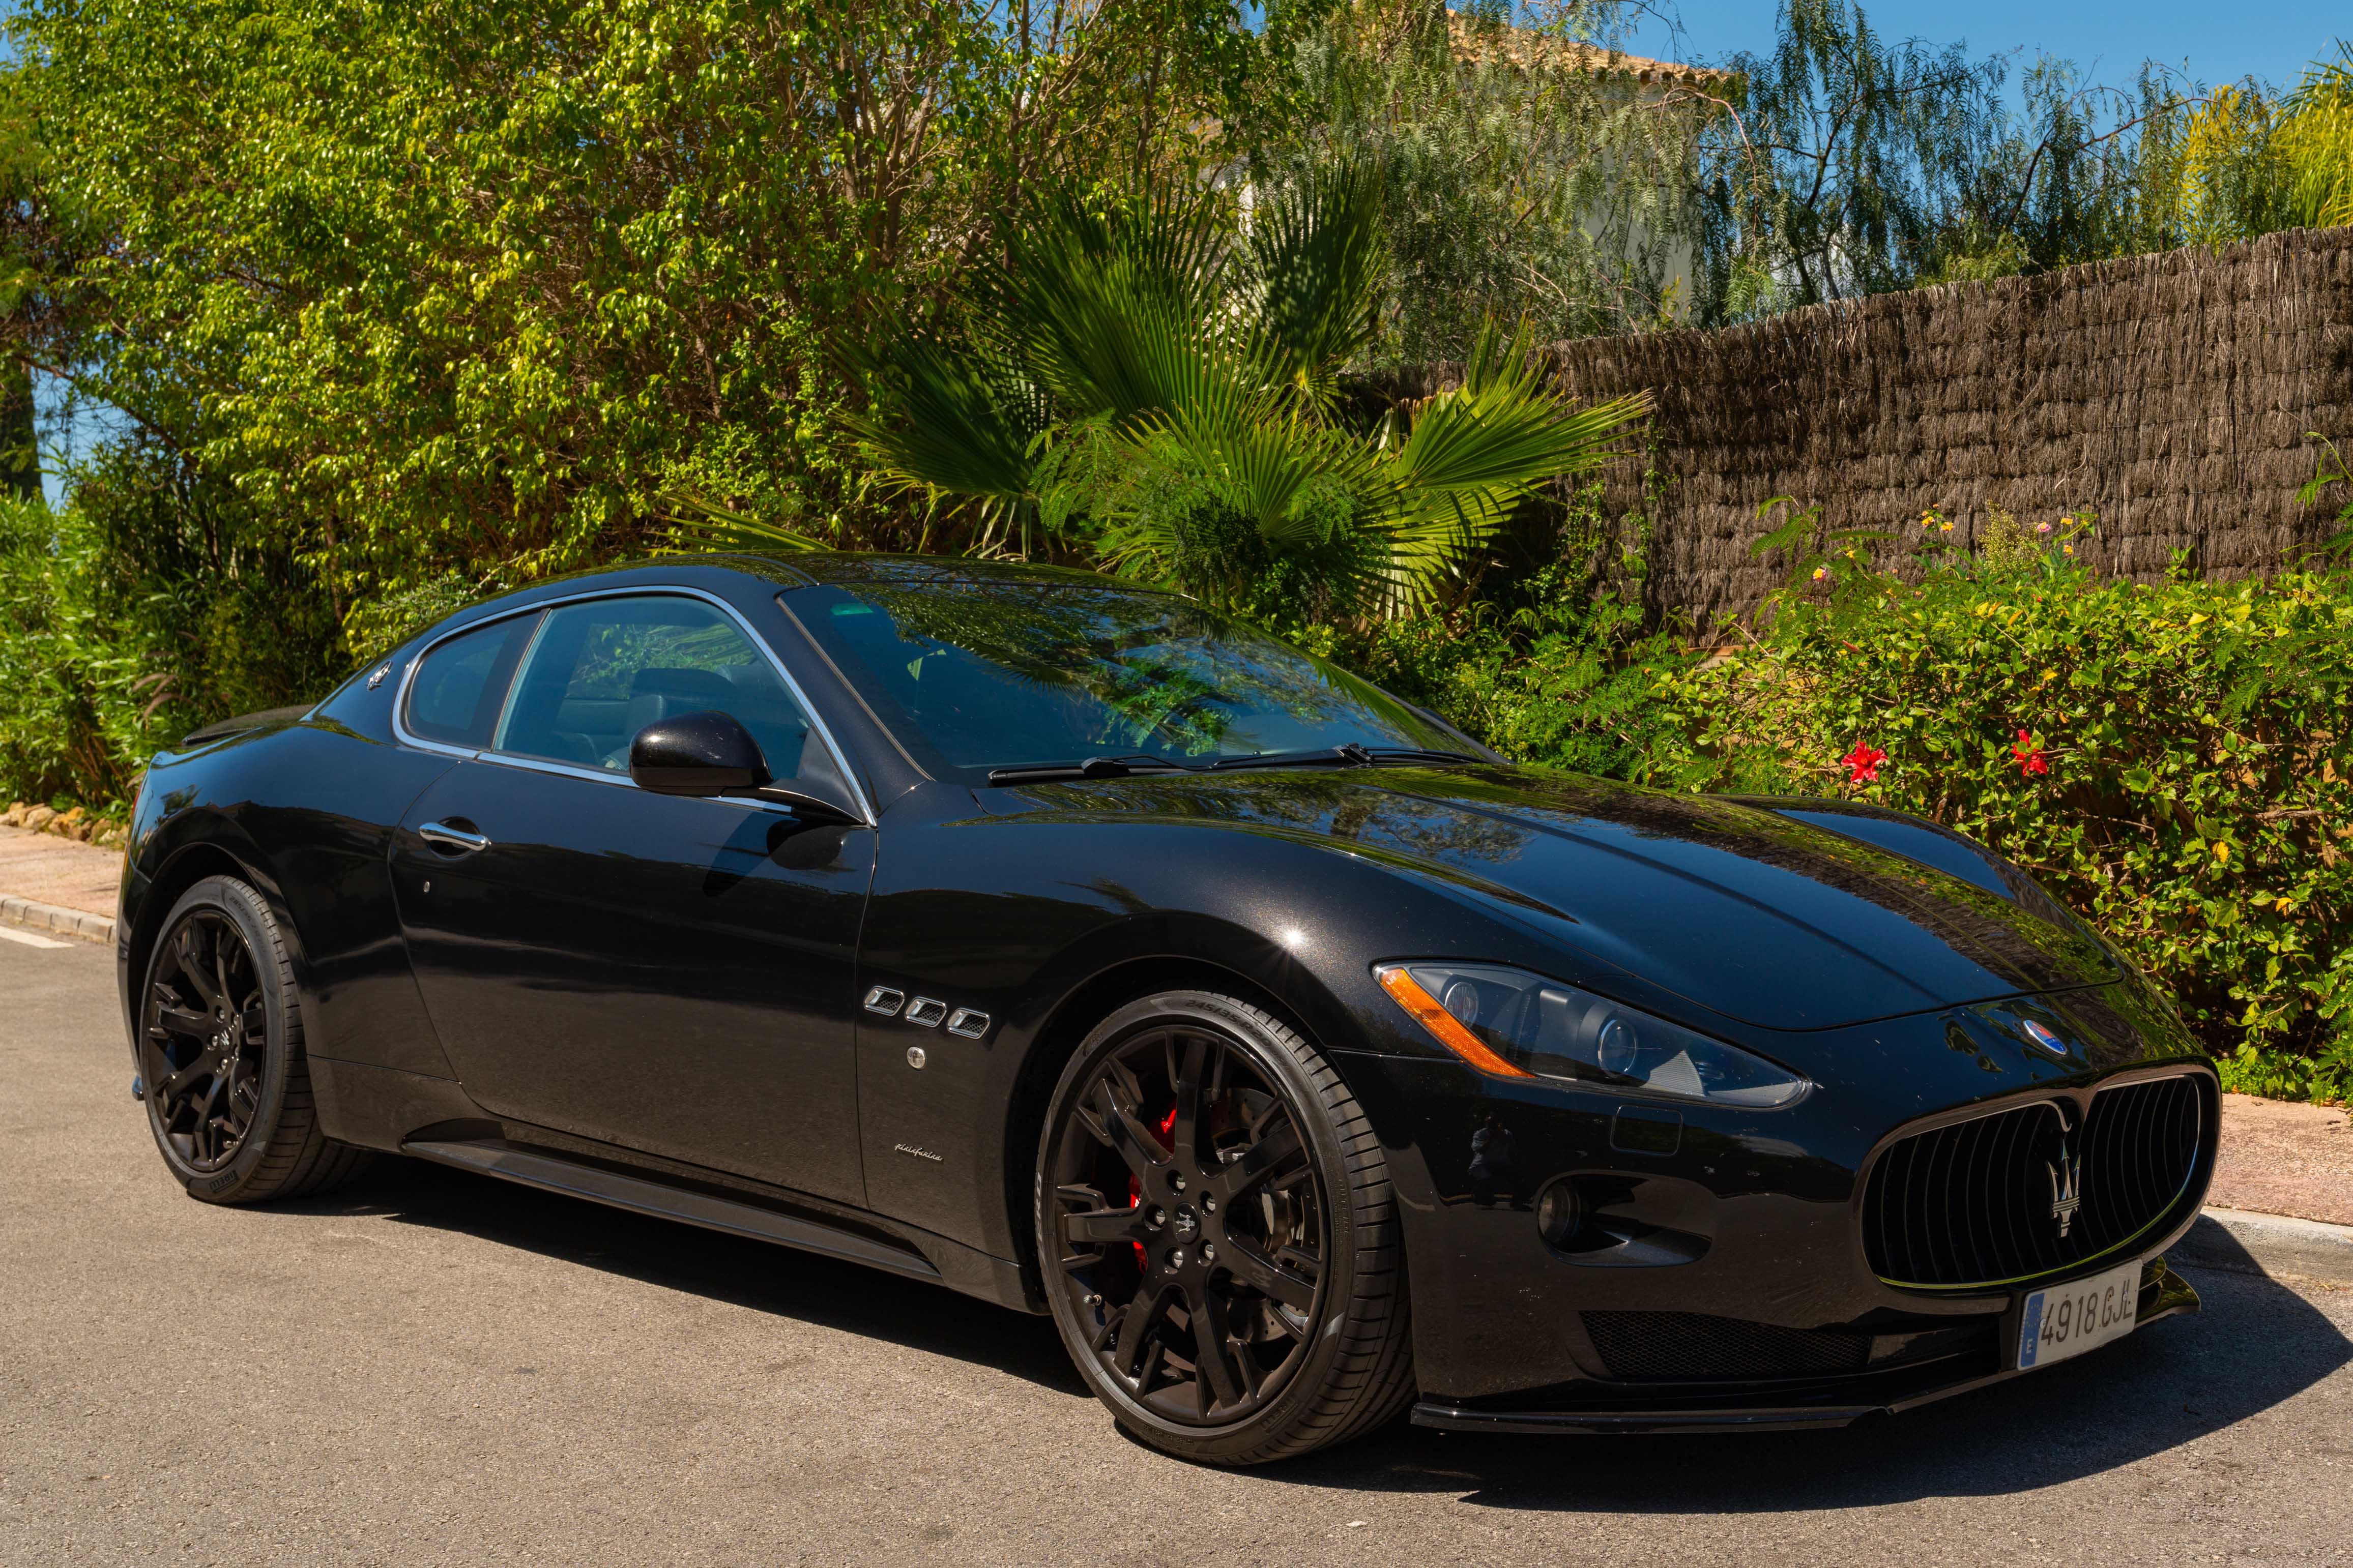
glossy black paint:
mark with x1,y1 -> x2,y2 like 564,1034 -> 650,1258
629,709 -> 773,795
390,757 -> 874,1204
118,552 -> 2217,1422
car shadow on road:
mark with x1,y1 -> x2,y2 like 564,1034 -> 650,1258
280,1155 -> 1089,1397
1260,1264 -> 2350,1512
272,1158 -> 2350,1506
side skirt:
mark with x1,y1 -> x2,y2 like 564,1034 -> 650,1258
404,1136 -> 944,1284
313,1056 -> 1042,1312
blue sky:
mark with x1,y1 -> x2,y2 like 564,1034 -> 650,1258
1624,1 -> 2349,93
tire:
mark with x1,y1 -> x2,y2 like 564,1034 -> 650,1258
136,875 -> 371,1204
1034,990 -> 1415,1465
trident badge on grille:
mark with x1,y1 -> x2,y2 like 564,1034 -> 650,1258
2046,1135 -> 2083,1238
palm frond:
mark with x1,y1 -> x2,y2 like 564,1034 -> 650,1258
1361,317 -> 1652,607
659,491 -> 826,555
846,187 -> 1649,619
1243,161 -> 1386,412
1004,188 -> 1235,429
848,332 -> 1054,520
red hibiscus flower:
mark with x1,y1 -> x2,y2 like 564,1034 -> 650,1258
1843,743 -> 1887,784
2012,728 -> 2048,776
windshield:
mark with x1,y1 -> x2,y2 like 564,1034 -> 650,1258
782,579 -> 1472,783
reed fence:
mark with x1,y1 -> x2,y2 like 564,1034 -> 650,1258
1403,226 -> 2353,624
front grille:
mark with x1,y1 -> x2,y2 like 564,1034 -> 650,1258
1583,1311 -> 1871,1381
1863,1073 -> 2206,1289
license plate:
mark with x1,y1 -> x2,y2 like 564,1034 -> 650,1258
2017,1258 -> 2142,1370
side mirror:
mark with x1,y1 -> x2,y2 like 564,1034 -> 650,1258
629,710 -> 770,796
628,709 -> 862,824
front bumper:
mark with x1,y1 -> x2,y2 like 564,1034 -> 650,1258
1331,982 -> 2217,1412
1410,1256 -> 2200,1434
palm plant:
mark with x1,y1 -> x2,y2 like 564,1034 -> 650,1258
850,169 -> 1650,617
2172,44 -> 2353,246
2276,44 -> 2353,230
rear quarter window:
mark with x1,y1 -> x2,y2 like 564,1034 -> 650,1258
402,614 -> 538,749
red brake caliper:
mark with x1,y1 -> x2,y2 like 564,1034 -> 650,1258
1128,1105 -> 1179,1270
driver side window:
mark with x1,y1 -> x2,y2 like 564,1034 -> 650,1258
492,596 -> 814,781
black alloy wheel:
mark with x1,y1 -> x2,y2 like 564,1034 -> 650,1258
138,876 -> 369,1203
143,907 -> 268,1170
1037,991 -> 1415,1464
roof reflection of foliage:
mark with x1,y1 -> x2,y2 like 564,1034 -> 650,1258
839,580 -> 1422,757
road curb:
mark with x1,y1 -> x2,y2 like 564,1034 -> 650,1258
2175,1206 -> 2353,1286
0,894 -> 113,945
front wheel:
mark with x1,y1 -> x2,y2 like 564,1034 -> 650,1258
1035,991 -> 1415,1464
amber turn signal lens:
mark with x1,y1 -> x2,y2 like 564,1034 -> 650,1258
1375,965 -> 1532,1079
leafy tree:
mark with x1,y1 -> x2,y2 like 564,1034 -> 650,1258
1689,1 -> 2353,318
2172,45 -> 2353,243
1260,0 -> 1712,360
2277,46 -> 2353,228
1693,0 -> 2010,307
0,65 -> 51,502
1691,0 -> 2214,313
6,0 -> 1259,659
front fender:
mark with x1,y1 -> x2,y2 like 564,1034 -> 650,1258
850,794 -> 1546,1269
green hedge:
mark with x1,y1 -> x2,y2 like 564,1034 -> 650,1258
0,459 -> 340,810
1347,547 -> 2353,1103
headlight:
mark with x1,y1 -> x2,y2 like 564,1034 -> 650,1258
1374,961 -> 1808,1108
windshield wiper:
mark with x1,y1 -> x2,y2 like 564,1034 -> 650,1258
984,754 -> 1203,785
1208,743 -> 1486,772
989,744 -> 1486,784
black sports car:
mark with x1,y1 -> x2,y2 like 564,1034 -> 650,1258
120,553 -> 2216,1465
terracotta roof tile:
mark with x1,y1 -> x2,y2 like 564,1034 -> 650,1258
1445,9 -> 1734,88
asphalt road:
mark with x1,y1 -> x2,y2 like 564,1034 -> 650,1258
6,936 -> 2351,1567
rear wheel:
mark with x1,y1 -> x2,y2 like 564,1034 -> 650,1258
137,876 -> 369,1204
1035,990 -> 1414,1464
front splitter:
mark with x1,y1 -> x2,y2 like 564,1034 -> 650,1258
1412,1258 -> 2201,1436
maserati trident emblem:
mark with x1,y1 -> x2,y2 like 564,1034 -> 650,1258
2019,1018 -> 2074,1062
2046,1135 -> 2083,1237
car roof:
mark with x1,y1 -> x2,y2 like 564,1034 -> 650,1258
624,549 -> 1169,595
774,551 -> 1157,591
417,550 -> 1179,646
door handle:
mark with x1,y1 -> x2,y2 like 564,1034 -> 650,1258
418,820 -> 492,854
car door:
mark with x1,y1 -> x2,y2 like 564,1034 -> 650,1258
388,589 -> 876,1206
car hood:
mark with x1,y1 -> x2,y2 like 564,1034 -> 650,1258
998,765 -> 2120,1032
